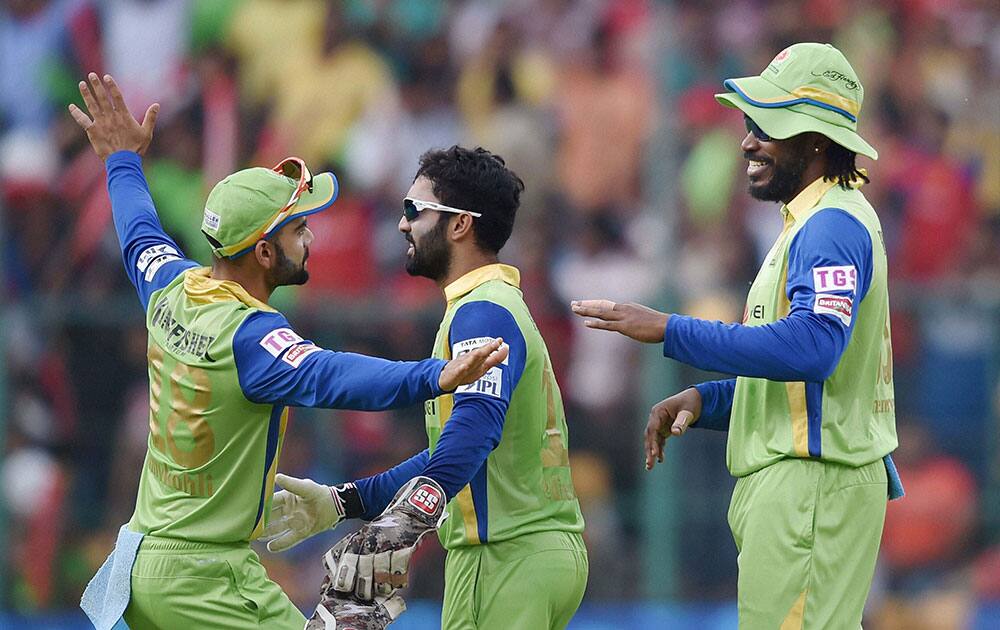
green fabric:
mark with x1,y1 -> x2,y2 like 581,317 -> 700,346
728,183 -> 897,476
125,536 -> 304,629
424,275 -> 584,549
441,530 -> 588,630
728,458 -> 886,629
129,270 -> 282,543
715,42 -> 878,159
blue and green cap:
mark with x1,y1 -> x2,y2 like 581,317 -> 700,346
201,157 -> 339,258
716,42 -> 878,160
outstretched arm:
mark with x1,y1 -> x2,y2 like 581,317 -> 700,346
571,209 -> 874,383
69,73 -> 197,308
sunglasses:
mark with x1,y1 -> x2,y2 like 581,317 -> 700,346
744,115 -> 771,142
403,197 -> 482,222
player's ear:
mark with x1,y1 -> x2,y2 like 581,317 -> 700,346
450,213 -> 475,241
254,239 -> 275,269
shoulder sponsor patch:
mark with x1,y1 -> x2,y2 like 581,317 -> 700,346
144,254 -> 181,281
812,265 -> 857,293
455,366 -> 504,398
259,328 -> 304,357
282,343 -> 321,368
137,244 -> 180,273
814,293 -> 853,326
451,336 -> 509,365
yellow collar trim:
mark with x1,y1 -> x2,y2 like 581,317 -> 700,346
783,177 -> 838,220
444,264 -> 520,303
183,267 -> 277,312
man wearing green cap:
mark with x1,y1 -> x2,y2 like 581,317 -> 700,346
571,43 -> 901,628
70,73 -> 508,629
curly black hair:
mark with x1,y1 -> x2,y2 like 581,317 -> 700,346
415,146 -> 525,254
823,142 -> 870,189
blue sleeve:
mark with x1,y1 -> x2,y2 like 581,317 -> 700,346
106,151 -> 200,309
233,311 -> 447,409
354,450 -> 430,520
663,209 -> 873,382
692,379 -> 736,431
421,301 -> 527,499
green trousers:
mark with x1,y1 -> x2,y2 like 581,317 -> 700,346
124,535 -> 305,629
728,457 -> 887,629
441,530 -> 588,629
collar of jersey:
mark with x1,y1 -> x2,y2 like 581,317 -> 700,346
782,176 -> 838,222
444,263 -> 521,303
183,267 -> 277,312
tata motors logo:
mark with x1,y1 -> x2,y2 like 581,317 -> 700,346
408,484 -> 442,515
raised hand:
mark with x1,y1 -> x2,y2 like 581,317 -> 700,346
68,73 -> 159,160
570,300 -> 670,343
438,338 -> 508,392
645,387 -> 702,470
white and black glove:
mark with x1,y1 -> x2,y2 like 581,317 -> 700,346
305,576 -> 405,630
264,474 -> 364,552
324,476 -> 448,600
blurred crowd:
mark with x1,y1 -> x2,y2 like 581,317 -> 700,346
1,0 -> 998,627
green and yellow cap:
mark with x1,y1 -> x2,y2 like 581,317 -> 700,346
715,42 -> 878,160
201,157 -> 339,258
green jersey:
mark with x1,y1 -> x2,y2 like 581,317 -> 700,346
422,264 -> 585,549
129,268 -> 447,543
729,178 -> 897,475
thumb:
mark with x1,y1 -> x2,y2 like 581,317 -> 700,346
275,473 -> 316,496
141,103 -> 160,135
672,410 -> 695,435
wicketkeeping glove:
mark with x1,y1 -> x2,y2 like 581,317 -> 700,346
324,476 -> 447,601
263,473 -> 363,553
305,575 -> 405,630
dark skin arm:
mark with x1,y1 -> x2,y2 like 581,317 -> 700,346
570,299 -> 670,343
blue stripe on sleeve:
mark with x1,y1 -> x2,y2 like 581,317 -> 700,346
663,208 -> 873,383
354,450 -> 430,520
233,311 -> 446,409
422,301 -> 526,502
106,151 -> 198,309
692,379 -> 736,431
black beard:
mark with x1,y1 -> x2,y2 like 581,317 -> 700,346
272,241 -> 309,286
405,214 -> 451,281
749,147 -> 811,202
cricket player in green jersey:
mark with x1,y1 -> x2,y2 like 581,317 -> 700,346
70,74 -> 508,630
266,146 -> 589,629
571,44 -> 903,629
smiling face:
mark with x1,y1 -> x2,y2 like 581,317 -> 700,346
742,116 -> 820,203
398,176 -> 453,282
269,216 -> 313,286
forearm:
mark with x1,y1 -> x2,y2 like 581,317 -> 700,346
106,151 -> 179,261
421,397 -> 506,499
663,311 -> 846,382
354,450 -> 431,520
692,379 -> 736,431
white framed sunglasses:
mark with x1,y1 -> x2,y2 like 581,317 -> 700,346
403,197 -> 482,222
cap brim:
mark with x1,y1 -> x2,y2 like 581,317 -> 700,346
289,171 -> 339,218
716,77 -> 877,160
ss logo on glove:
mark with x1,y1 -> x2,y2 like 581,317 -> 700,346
408,485 -> 442,515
